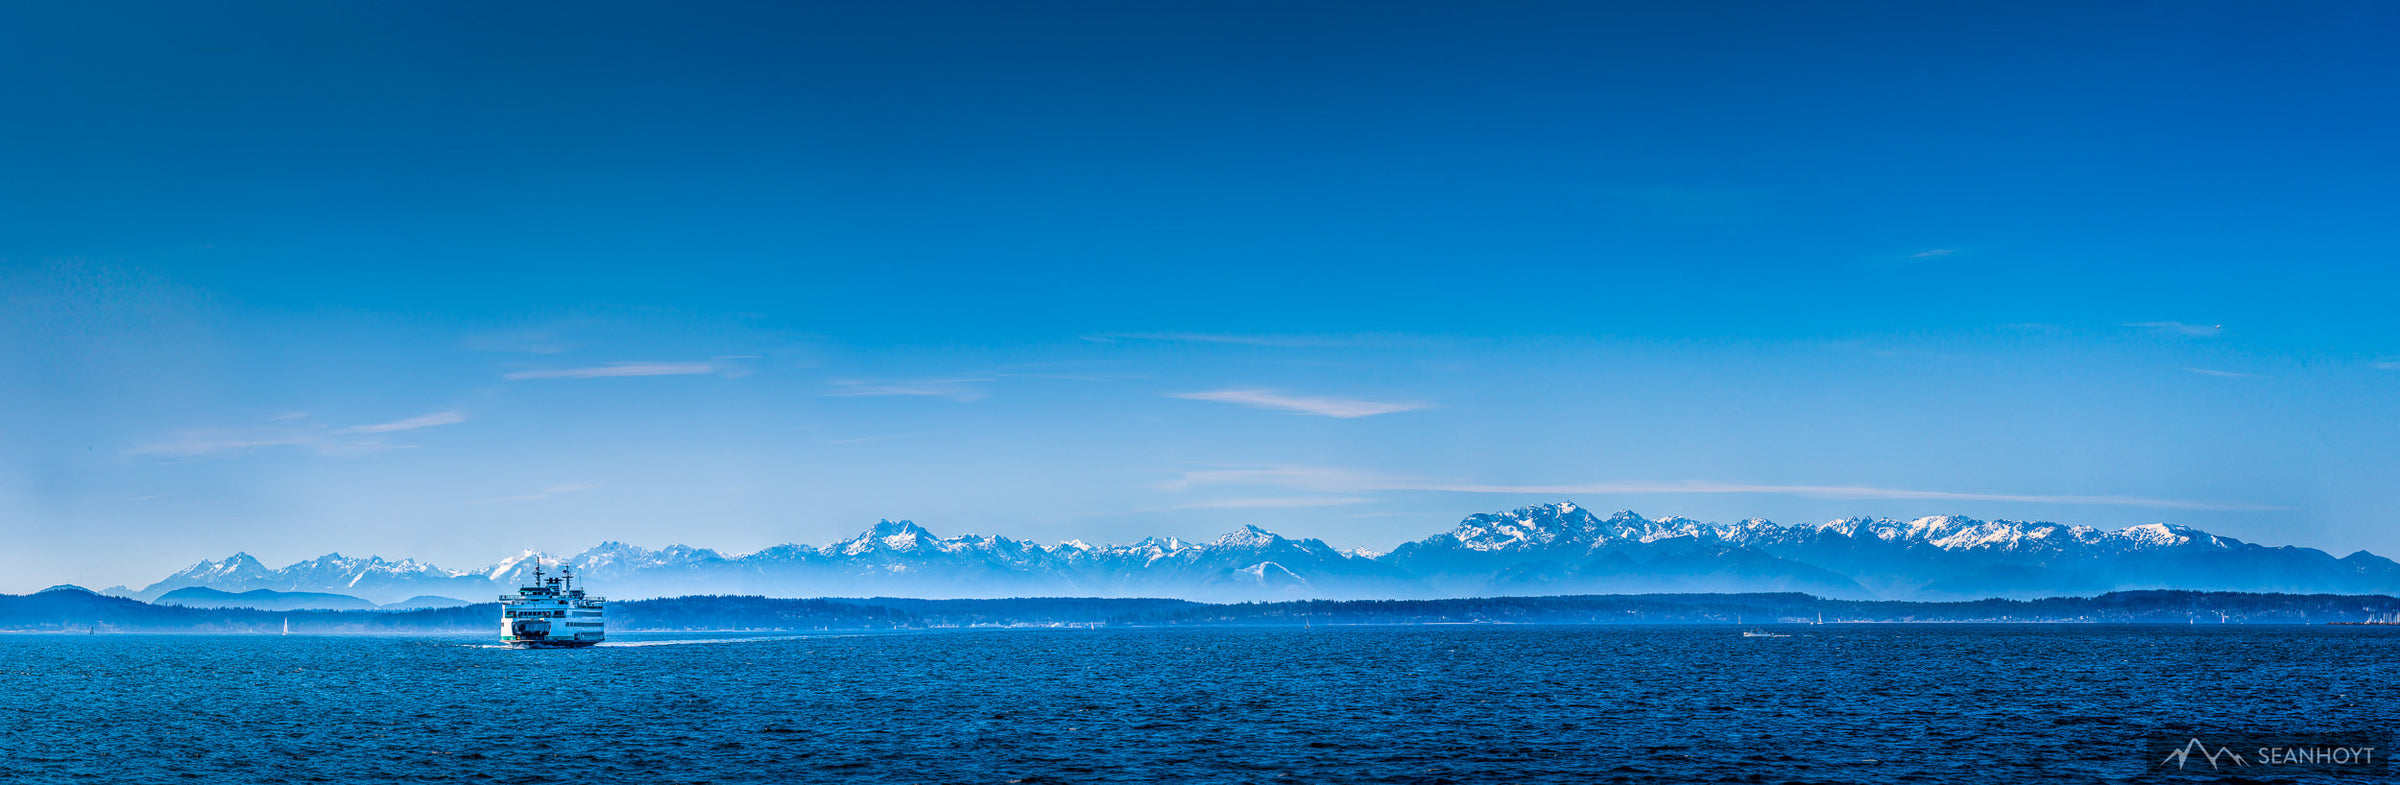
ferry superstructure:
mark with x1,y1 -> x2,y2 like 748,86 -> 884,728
500,564 -> 605,648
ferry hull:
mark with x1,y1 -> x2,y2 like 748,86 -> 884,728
505,638 -> 601,649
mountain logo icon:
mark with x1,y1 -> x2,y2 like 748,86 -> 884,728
2161,738 -> 2247,770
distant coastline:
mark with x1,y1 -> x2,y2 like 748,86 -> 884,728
7,587 -> 2398,634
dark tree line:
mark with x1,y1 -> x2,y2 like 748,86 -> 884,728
7,588 -> 2399,633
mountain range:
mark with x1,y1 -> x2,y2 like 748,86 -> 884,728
103,503 -> 2400,604
152,587 -> 473,611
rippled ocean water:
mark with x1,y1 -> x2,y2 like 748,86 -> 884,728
4,625 -> 2394,783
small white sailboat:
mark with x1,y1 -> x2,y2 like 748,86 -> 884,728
282,617 -> 290,635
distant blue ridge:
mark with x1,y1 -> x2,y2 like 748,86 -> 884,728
105,504 -> 2400,606
8,589 -> 2400,633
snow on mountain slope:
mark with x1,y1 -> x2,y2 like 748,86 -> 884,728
118,503 -> 2400,602
1381,503 -> 2399,599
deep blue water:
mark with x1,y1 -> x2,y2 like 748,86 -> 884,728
3,625 -> 2395,784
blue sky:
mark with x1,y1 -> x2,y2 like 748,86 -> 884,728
4,1 -> 2397,592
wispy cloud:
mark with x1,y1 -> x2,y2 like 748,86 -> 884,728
1081,332 -> 1428,348
1164,496 -> 1371,510
1157,466 -> 1392,492
1169,389 -> 1429,418
1909,248 -> 1959,259
1407,482 -> 2280,512
1162,467 -> 2282,512
477,484 -> 600,503
1095,496 -> 1375,516
2184,368 -> 2264,379
2371,357 -> 2400,371
129,430 -> 319,457
336,411 -> 465,434
823,378 -> 991,402
505,362 -> 719,380
2127,321 -> 2224,337
134,410 -> 465,457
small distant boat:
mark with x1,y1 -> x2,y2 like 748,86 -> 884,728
1741,630 -> 1788,638
281,617 -> 290,636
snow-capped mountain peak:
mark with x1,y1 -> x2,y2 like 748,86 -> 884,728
570,541 -> 655,567
654,544 -> 725,562
1412,504 -> 2262,560
2116,522 -> 2218,548
832,519 -> 941,555
1131,535 -> 1192,552
1444,502 -> 1605,550
567,541 -> 730,575
483,549 -> 559,581
178,552 -> 272,581
1213,525 -> 1284,549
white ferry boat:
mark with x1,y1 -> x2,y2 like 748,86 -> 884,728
500,564 -> 605,648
